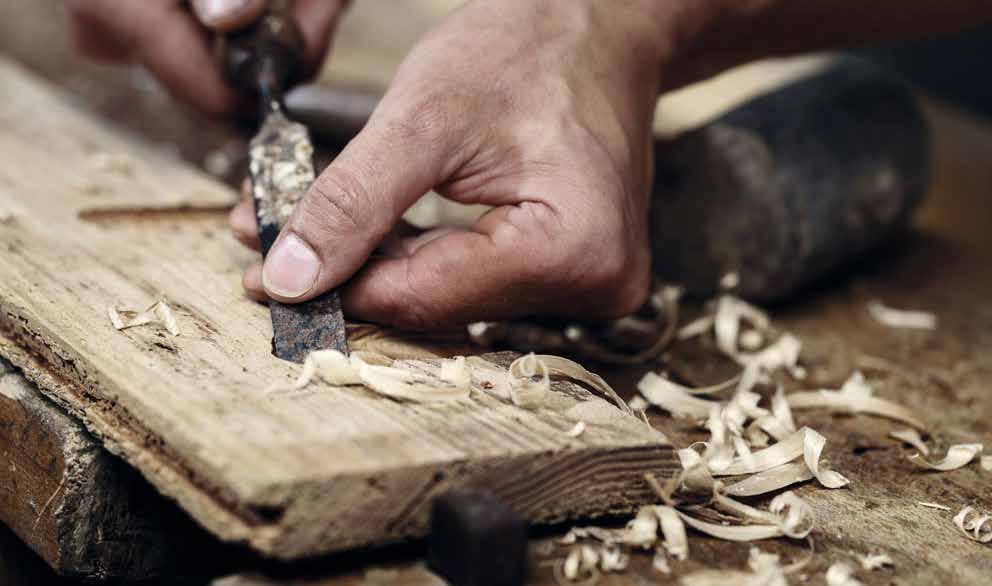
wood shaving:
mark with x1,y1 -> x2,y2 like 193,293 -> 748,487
565,421 -> 586,438
909,443 -> 983,471
953,506 -> 992,543
716,427 -> 848,491
357,362 -> 471,403
724,461 -> 814,497
982,455 -> 991,471
867,300 -> 937,330
657,506 -> 689,560
735,334 -> 804,381
628,396 -> 648,411
889,428 -> 929,455
825,562 -> 864,586
715,295 -> 771,356
787,371 -> 926,430
857,553 -> 893,571
918,502 -> 952,511
555,545 -> 601,586
509,353 -> 550,409
711,488 -> 815,539
108,300 -> 180,336
637,372 -> 718,418
529,354 -> 630,414
274,351 -> 470,402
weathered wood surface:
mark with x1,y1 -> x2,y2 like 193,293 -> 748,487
0,58 -> 674,560
0,356 -> 229,580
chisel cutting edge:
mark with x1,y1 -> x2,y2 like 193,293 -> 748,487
218,0 -> 348,362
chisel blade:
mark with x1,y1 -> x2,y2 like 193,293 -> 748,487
249,104 -> 348,362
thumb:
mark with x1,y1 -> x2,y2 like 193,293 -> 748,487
261,98 -> 463,303
192,0 -> 268,32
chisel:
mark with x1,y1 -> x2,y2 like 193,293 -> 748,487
216,0 -> 348,362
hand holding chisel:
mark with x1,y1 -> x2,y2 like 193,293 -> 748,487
217,0 -> 348,361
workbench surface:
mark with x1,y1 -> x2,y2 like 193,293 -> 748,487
1,1 -> 990,585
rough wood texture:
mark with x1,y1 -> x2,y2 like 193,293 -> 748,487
0,58 -> 674,560
0,357 -> 221,580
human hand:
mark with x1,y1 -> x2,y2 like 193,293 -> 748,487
230,0 -> 709,329
67,0 -> 348,114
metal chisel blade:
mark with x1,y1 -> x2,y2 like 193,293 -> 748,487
249,104 -> 348,362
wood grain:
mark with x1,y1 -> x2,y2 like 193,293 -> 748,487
0,58 -> 674,559
0,357 -> 222,580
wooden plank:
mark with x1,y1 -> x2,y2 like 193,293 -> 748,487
0,356 -> 228,580
0,58 -> 675,559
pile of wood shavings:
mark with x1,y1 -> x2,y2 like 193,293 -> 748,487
551,288 -> 988,585
271,350 -> 633,422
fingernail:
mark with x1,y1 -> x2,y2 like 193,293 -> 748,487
193,0 -> 249,23
262,234 -> 320,298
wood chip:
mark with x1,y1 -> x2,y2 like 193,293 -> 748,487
867,300 -> 937,330
917,502 -> 952,511
108,299 -> 180,336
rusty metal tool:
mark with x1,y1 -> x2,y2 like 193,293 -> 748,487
217,0 -> 347,361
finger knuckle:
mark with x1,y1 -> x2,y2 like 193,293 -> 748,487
302,169 -> 374,237
376,91 -> 450,150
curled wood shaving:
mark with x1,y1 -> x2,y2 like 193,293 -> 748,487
275,351 -> 470,402
909,443 -> 983,471
358,362 -> 471,402
509,353 -> 550,409
858,553 -> 893,571
825,562 -> 864,586
676,510 -> 783,541
735,334 -> 804,381
867,300 -> 937,330
787,371 -> 926,430
715,295 -> 771,356
716,427 -> 848,491
802,428 -> 850,488
108,300 -> 180,336
529,354 -> 630,414
889,428 -> 929,456
953,506 -> 992,543
711,488 -> 815,539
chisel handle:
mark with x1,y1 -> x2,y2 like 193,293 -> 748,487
215,0 -> 305,106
